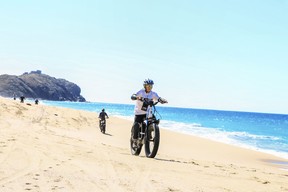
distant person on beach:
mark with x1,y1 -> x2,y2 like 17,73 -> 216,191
130,79 -> 168,141
20,96 -> 25,103
13,93 -> 16,100
35,99 -> 39,105
98,109 -> 109,126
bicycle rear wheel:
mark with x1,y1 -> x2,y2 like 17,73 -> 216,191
130,126 -> 142,155
102,124 -> 106,134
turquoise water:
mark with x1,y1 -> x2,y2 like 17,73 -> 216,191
42,100 -> 288,160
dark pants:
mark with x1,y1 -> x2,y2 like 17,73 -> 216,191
132,114 -> 146,139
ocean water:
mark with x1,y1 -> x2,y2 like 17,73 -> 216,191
42,100 -> 288,160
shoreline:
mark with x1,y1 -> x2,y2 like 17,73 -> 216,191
112,114 -> 288,161
1,96 -> 288,191
42,99 -> 288,161
161,127 -> 288,162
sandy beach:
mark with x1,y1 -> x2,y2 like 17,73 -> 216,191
0,97 -> 287,192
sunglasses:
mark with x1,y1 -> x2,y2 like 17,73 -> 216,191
145,85 -> 153,88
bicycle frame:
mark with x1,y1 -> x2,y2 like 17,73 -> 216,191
138,101 -> 159,140
145,101 -> 159,126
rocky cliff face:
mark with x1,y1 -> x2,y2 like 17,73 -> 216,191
0,71 -> 86,102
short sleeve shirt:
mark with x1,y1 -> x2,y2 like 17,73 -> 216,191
134,89 -> 160,115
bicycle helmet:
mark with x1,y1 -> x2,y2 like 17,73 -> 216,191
143,79 -> 154,86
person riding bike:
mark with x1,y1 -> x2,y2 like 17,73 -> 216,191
98,108 -> 109,127
131,79 -> 167,141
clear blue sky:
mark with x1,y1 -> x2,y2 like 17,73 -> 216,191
1,0 -> 288,114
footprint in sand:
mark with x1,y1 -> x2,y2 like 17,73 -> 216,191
25,183 -> 32,191
33,173 -> 40,180
51,185 -> 62,191
54,179 -> 61,182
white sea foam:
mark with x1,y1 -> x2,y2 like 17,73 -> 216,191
159,120 -> 288,160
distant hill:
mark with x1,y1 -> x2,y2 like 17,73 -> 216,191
0,70 -> 86,102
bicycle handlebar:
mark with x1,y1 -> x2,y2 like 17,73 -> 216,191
131,94 -> 167,106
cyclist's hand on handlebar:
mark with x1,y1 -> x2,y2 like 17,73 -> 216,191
131,94 -> 137,100
159,97 -> 168,104
131,94 -> 143,101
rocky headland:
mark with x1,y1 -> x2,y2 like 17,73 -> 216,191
0,70 -> 86,102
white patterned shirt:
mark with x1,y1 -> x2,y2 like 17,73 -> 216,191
133,89 -> 160,115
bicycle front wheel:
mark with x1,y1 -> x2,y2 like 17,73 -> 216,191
144,123 -> 160,158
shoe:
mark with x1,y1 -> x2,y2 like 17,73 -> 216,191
132,141 -> 137,148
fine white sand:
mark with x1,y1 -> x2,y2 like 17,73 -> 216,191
0,97 -> 288,192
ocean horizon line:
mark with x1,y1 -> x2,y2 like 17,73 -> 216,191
4,95 -> 286,115
83,100 -> 288,116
